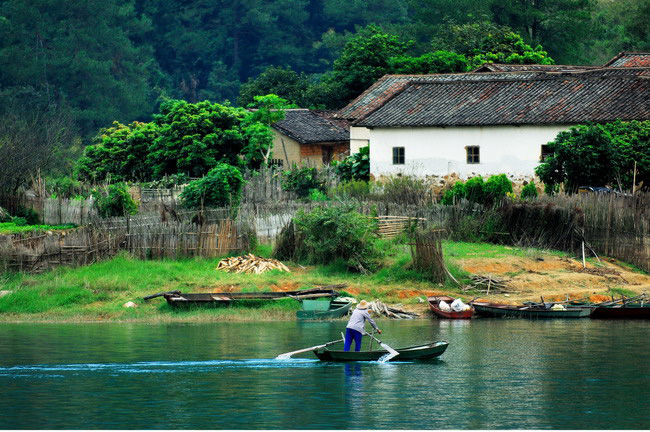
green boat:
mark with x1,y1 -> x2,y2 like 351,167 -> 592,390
472,302 -> 592,318
313,341 -> 449,362
296,298 -> 353,320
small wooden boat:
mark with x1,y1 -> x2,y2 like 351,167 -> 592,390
313,341 -> 448,362
471,302 -> 592,318
428,296 -> 474,319
297,298 -> 353,320
590,304 -> 650,319
144,287 -> 341,307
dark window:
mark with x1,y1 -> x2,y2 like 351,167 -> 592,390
270,158 -> 284,168
466,146 -> 480,164
540,144 -> 553,162
392,147 -> 405,165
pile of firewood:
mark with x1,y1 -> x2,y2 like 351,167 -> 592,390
216,254 -> 290,274
369,300 -> 419,319
463,274 -> 512,294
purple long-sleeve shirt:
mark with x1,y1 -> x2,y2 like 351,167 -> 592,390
346,308 -> 379,334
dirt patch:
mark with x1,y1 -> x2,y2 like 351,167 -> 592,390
457,255 -> 650,304
211,284 -> 241,293
269,282 -> 301,292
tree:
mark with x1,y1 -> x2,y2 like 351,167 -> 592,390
489,0 -> 594,64
388,51 -> 469,74
179,163 -> 244,208
0,0 -> 159,136
434,21 -> 554,68
237,66 -> 310,107
535,121 -> 650,193
244,94 -> 295,166
322,25 -> 412,108
75,99 -> 274,181
0,100 -> 77,208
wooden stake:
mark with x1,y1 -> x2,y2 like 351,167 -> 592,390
632,160 -> 637,195
581,241 -> 586,269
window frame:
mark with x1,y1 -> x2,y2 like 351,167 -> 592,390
392,146 -> 405,165
466,145 -> 480,164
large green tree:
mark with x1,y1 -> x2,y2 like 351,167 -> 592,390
535,121 -> 650,193
0,0 -> 159,135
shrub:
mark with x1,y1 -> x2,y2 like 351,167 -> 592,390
334,146 -> 370,182
47,177 -> 87,199
92,183 -> 138,218
308,188 -> 329,202
441,182 -> 466,205
484,174 -> 513,204
281,166 -> 325,198
520,181 -> 538,199
441,174 -> 513,206
381,176 -> 432,206
180,163 -> 244,209
331,180 -> 372,200
278,206 -> 383,272
11,217 -> 27,226
14,206 -> 41,225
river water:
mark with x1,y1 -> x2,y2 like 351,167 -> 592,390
1,319 -> 648,429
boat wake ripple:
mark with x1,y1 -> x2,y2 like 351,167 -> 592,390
0,358 -> 320,377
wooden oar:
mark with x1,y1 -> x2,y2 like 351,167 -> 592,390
275,338 -> 344,359
367,332 -> 399,362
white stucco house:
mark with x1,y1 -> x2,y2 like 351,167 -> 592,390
337,52 -> 650,180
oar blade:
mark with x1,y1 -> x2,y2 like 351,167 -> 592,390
379,342 -> 399,362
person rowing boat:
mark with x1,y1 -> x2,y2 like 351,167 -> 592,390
344,300 -> 381,352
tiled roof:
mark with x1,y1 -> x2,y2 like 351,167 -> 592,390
338,71 -> 551,120
472,63 -> 597,73
604,52 -> 650,67
355,68 -> 650,128
272,109 -> 349,144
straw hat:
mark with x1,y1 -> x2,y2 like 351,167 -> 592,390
357,300 -> 369,310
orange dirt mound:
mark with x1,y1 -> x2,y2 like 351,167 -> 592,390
270,282 -> 301,292
589,294 -> 612,303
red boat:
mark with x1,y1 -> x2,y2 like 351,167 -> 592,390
427,296 -> 474,319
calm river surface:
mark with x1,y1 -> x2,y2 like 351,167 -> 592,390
1,319 -> 648,429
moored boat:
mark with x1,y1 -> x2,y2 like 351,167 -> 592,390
144,287 -> 341,307
590,303 -> 650,319
428,296 -> 474,319
313,341 -> 449,362
297,298 -> 354,320
471,302 -> 592,318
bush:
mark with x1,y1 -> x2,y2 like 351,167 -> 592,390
180,163 -> 244,209
520,181 -> 538,199
14,206 -> 41,225
441,174 -> 513,206
277,206 -> 383,272
92,183 -> 138,218
334,146 -> 370,182
441,182 -> 466,205
331,180 -> 372,200
484,174 -> 513,204
11,217 -> 27,226
308,188 -> 329,202
47,177 -> 87,199
281,166 -> 325,198
381,176 -> 432,206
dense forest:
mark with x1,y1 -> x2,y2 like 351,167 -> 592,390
0,0 -> 648,182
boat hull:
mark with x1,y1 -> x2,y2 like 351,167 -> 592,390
591,305 -> 650,319
313,341 -> 448,362
428,296 -> 474,319
472,303 -> 591,318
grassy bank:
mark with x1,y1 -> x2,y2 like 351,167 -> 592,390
0,240 -> 647,322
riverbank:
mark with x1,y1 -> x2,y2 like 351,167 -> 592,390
1,240 -> 648,323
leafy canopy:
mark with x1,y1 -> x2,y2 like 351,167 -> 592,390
535,120 -> 650,192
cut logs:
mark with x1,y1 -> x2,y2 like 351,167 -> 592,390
368,300 -> 419,319
217,254 -> 290,274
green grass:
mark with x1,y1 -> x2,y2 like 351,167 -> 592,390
0,239 -> 632,322
0,222 -> 76,234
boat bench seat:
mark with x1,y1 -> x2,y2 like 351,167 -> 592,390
302,300 -> 331,311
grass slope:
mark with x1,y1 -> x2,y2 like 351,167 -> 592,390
0,240 -> 642,322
